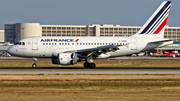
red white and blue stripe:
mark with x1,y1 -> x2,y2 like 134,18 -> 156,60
138,1 -> 171,35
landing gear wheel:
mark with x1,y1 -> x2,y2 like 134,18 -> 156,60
32,63 -> 37,68
89,63 -> 96,69
32,58 -> 37,68
84,62 -> 90,68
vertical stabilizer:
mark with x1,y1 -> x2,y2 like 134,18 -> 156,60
133,1 -> 171,38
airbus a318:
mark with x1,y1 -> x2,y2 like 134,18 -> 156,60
7,1 -> 173,68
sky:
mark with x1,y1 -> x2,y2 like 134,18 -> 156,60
0,0 -> 179,29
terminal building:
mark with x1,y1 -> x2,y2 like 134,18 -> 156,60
4,23 -> 180,43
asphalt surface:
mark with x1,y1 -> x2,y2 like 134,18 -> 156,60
0,56 -> 180,74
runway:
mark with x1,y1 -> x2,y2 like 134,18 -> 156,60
0,56 -> 180,74
0,67 -> 179,74
1,56 -> 180,60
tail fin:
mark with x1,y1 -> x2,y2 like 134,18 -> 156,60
133,1 -> 171,38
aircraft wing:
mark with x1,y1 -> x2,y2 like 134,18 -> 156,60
65,45 -> 118,53
63,42 -> 131,58
64,45 -> 121,58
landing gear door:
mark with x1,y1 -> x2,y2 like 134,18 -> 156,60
131,38 -> 137,50
32,39 -> 38,50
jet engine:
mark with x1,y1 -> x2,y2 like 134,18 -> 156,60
51,53 -> 79,65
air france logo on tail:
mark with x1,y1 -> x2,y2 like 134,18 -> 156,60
137,1 -> 171,35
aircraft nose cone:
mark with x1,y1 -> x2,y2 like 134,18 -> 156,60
7,46 -> 14,55
7,47 -> 11,54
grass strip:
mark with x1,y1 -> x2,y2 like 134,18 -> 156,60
0,79 -> 179,88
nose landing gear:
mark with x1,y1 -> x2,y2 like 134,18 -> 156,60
32,58 -> 37,68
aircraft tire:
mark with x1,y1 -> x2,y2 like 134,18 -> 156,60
89,63 -> 96,69
83,62 -> 90,68
32,63 -> 37,68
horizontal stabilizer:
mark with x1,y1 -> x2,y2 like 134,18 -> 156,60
148,39 -> 172,44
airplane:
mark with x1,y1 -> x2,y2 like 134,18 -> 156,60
7,1 -> 173,68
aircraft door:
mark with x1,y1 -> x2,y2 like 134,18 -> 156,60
131,38 -> 137,50
32,39 -> 38,50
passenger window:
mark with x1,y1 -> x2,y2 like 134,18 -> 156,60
52,43 -> 54,45
68,43 -> 70,45
55,43 -> 57,45
18,42 -> 21,45
97,43 -> 99,45
43,43 -> 45,45
46,43 -> 48,45
62,43 -> 64,45
72,43 -> 74,45
65,43 -> 67,45
92,43 -> 93,45
59,43 -> 61,45
94,43 -> 96,45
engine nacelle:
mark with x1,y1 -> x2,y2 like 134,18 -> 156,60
51,53 -> 79,65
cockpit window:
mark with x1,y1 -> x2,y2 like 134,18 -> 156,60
22,42 -> 25,45
15,42 -> 25,45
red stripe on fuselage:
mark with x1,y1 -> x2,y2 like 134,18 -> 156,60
153,17 -> 168,34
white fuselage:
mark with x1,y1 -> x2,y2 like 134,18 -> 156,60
7,36 -> 173,58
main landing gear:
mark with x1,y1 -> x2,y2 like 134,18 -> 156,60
83,57 -> 96,69
32,58 -> 37,68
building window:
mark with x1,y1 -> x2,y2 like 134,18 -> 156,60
67,27 -> 71,30
57,27 -> 61,30
62,27 -> 66,30
52,27 -> 56,30
123,28 -> 127,31
47,27 -> 51,30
